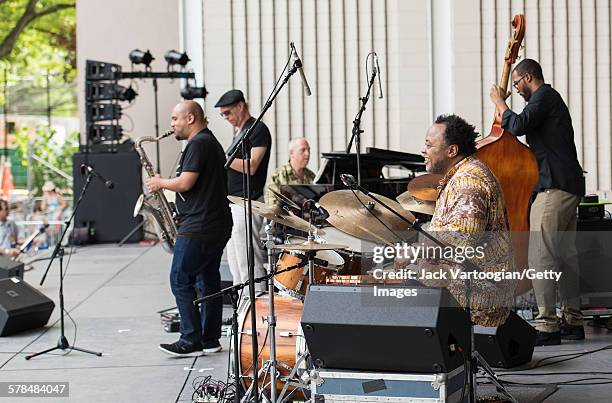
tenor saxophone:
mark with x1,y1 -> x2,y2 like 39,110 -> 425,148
133,130 -> 178,253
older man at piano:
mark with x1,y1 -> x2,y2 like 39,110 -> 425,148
264,138 -> 316,207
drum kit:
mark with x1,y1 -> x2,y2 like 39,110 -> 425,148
224,176 -> 440,402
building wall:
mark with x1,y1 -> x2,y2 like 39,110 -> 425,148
76,0 -> 183,177
77,0 -> 612,193
194,0 -> 612,193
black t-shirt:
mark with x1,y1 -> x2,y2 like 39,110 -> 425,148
175,128 -> 233,239
227,117 -> 272,199
501,84 -> 585,196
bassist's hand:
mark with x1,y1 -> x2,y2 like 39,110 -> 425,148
489,84 -> 510,103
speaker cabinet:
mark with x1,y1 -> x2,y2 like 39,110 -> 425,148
474,311 -> 536,368
0,256 -> 24,279
301,285 -> 471,373
73,152 -> 143,243
0,278 -> 55,336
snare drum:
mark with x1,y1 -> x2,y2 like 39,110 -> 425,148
233,294 -> 310,398
274,236 -> 344,299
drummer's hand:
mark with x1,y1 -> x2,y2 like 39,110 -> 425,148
394,256 -> 411,271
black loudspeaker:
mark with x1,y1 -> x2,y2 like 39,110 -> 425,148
577,218 -> 612,308
301,285 -> 471,373
0,256 -> 24,279
474,311 -> 536,368
73,152 -> 143,243
0,278 -> 55,336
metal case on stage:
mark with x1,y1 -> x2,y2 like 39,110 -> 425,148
311,366 -> 465,402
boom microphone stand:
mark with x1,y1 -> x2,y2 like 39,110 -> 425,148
224,47 -> 304,403
339,173 -> 517,403
26,168 -> 106,360
346,53 -> 379,186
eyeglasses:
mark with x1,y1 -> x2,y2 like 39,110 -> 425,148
219,110 -> 232,117
512,75 -> 526,89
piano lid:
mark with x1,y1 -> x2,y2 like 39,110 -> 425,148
320,147 -> 425,165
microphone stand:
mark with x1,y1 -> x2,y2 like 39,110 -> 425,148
224,52 -> 302,403
193,255 -> 308,403
26,170 -> 103,360
341,175 -> 517,403
346,63 -> 378,186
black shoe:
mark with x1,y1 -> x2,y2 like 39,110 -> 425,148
159,340 -> 203,357
202,339 -> 222,354
560,322 -> 585,340
535,330 -> 561,346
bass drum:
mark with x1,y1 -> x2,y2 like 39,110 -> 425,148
233,294 -> 310,400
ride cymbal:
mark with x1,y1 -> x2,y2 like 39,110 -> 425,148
319,190 -> 415,245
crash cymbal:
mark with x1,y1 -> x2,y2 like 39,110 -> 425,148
407,173 -> 443,202
396,191 -> 436,216
275,239 -> 348,251
227,195 -> 325,235
319,190 -> 415,245
268,188 -> 301,210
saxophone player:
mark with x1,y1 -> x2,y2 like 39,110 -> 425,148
148,100 -> 233,357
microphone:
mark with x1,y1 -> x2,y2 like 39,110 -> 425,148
291,43 -> 312,96
80,164 -> 115,189
340,173 -> 357,189
374,53 -> 383,99
314,202 -> 330,220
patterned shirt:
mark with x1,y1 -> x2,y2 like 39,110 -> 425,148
264,163 -> 316,206
419,156 -> 516,327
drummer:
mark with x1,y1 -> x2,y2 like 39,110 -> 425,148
264,138 -> 316,207
396,114 -> 517,328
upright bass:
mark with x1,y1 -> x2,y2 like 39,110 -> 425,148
475,14 -> 538,295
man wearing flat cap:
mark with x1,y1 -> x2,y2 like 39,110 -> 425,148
215,89 -> 272,289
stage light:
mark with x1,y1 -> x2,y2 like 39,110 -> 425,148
164,50 -> 190,67
181,84 -> 208,100
116,85 -> 137,102
86,82 -> 137,102
129,49 -> 154,67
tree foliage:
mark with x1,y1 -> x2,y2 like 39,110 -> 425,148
13,124 -> 78,196
0,0 -> 76,86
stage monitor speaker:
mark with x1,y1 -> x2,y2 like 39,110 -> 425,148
577,218 -> 612,308
0,277 -> 55,336
301,285 -> 471,373
474,311 -> 536,369
73,152 -> 143,243
0,256 -> 24,279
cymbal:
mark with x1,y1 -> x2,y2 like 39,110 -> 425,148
319,190 -> 415,245
407,173 -> 442,202
396,191 -> 436,216
268,188 -> 300,210
227,196 -> 325,235
275,239 -> 348,251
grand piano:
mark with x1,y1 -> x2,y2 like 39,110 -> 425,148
313,147 -> 426,199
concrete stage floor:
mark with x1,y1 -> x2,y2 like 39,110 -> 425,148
0,243 -> 611,402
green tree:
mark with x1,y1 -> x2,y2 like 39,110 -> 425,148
13,124 -> 78,197
1,0 -> 76,110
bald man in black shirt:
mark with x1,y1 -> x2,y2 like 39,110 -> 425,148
491,58 -> 585,346
148,101 -> 232,356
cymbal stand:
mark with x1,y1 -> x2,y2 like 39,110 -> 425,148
260,222 -> 280,402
